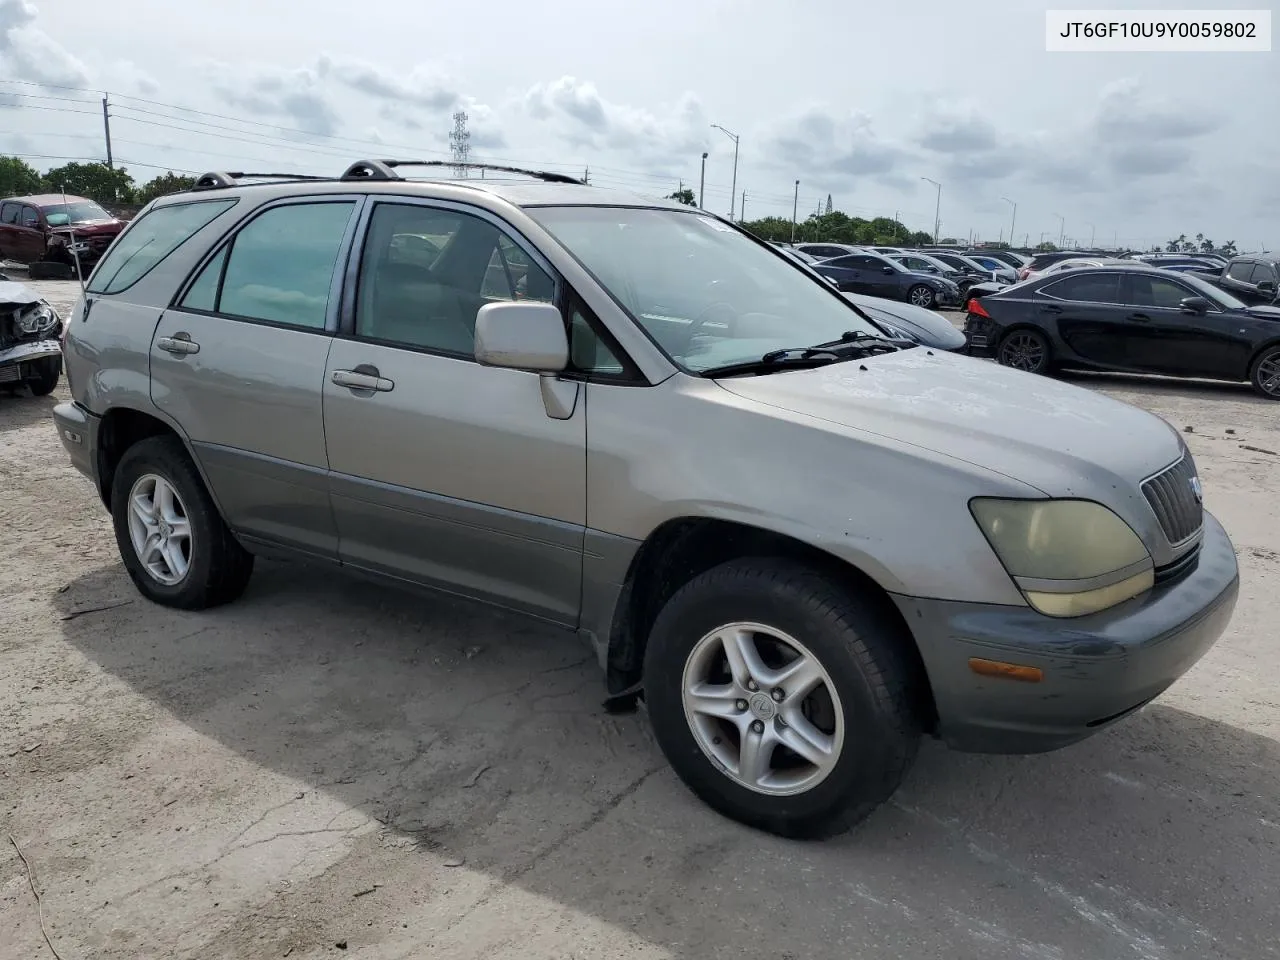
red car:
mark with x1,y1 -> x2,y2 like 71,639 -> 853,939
0,194 -> 125,275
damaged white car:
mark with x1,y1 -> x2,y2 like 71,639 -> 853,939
0,280 -> 63,396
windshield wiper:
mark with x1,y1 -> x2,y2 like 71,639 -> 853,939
813,330 -> 912,351
699,336 -> 903,378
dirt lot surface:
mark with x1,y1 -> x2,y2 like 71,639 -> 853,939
3,282 -> 1278,960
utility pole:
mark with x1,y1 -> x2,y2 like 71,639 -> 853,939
1086,222 -> 1096,249
449,111 -> 471,177
583,166 -> 590,184
1001,197 -> 1016,249
740,190 -> 746,222
698,152 -> 707,208
791,180 -> 800,243
921,177 -> 941,245
1054,212 -> 1065,248
711,124 -> 739,220
101,94 -> 114,170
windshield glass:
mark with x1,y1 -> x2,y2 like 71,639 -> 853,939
528,206 -> 885,372
42,200 -> 111,226
1180,272 -> 1248,309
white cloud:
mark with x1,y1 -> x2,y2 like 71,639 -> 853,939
0,0 -> 89,88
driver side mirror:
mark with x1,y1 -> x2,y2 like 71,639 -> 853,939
1258,280 -> 1278,296
1179,296 -> 1210,315
474,301 -> 568,373
882,266 -> 895,275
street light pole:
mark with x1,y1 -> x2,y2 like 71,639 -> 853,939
921,177 -> 941,244
711,124 -> 739,220
1001,197 -> 1016,248
791,180 -> 800,243
698,151 -> 707,209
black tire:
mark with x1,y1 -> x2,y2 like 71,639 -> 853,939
29,260 -> 74,281
907,284 -> 936,309
1249,346 -> 1280,400
110,435 -> 254,609
24,356 -> 60,396
997,327 -> 1052,374
642,558 -> 923,839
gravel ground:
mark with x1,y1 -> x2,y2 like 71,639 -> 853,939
3,282 -> 1278,960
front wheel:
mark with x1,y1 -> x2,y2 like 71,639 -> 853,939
110,435 -> 254,609
1249,346 -> 1280,400
23,355 -> 60,396
997,328 -> 1052,374
907,285 -> 936,308
643,559 -> 923,839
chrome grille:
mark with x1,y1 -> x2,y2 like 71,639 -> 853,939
1141,454 -> 1203,545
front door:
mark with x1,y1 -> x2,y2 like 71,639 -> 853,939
322,198 -> 587,626
1118,273 -> 1252,380
151,197 -> 362,559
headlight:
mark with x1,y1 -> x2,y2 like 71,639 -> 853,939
16,303 -> 59,335
970,498 -> 1154,617
876,320 -> 919,342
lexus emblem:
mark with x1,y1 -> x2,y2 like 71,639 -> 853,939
1190,476 -> 1203,503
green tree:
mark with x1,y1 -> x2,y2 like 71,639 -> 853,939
137,172 -> 197,205
1220,240 -> 1237,256
667,187 -> 696,206
1,156 -> 43,197
905,230 -> 933,246
40,162 -> 137,203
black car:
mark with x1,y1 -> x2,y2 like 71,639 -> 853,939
1217,254 -> 1280,306
922,250 -> 1005,284
811,251 -> 961,309
963,265 -> 1280,399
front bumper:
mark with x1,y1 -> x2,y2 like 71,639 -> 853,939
932,286 -> 961,307
52,400 -> 103,490
892,510 -> 1239,754
0,338 -> 62,383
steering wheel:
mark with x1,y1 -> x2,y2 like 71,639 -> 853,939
685,300 -> 738,353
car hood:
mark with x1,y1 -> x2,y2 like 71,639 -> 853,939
1244,304 -> 1280,320
843,293 -> 966,350
50,220 -> 122,236
901,270 -> 955,287
714,348 -> 1183,497
0,280 -> 43,309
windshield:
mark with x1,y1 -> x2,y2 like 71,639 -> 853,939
1179,272 -> 1248,309
42,200 -> 111,226
528,206 -> 885,373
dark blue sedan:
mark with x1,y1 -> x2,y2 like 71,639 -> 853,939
811,251 -> 961,309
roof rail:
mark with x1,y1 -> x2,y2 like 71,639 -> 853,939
191,171 -> 331,191
340,159 -> 586,185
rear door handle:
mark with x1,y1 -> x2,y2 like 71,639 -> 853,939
1040,304 -> 1062,313
156,334 -> 200,355
332,366 -> 394,392
1127,313 -> 1152,323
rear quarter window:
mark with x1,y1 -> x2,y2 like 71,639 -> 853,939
87,198 -> 237,295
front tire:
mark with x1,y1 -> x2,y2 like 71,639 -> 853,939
643,559 -> 923,839
110,435 -> 254,609
908,285 -> 936,308
23,356 -> 60,396
1249,346 -> 1280,400
997,328 -> 1052,374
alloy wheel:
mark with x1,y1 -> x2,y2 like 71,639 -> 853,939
999,332 -> 1047,372
909,286 -> 935,308
1257,350 -> 1280,397
681,621 -> 844,797
126,473 -> 193,586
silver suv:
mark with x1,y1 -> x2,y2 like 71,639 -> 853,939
53,160 -> 1240,838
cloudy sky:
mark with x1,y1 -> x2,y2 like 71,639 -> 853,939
2,0 -> 1277,249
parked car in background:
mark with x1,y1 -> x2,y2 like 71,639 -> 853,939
965,250 -> 1030,270
887,252 -> 978,299
811,250 -> 962,308
51,161 -> 1240,838
963,254 -> 1019,284
1021,257 -> 1119,284
1017,250 -> 1091,281
0,194 -> 125,276
925,250 -> 1012,287
963,264 -> 1280,399
842,291 -> 967,351
0,278 -> 63,395
866,246 -> 907,256
794,242 -> 863,260
1195,253 -> 1280,306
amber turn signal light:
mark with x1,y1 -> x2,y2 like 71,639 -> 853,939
967,657 -> 1043,683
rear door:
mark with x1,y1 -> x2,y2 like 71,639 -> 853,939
1035,272 -> 1129,367
1118,272 -> 1252,379
152,196 -> 363,559
322,197 -> 587,625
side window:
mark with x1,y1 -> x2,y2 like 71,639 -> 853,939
1124,275 -> 1194,309
1249,262 -> 1278,284
22,206 -> 40,227
569,308 -> 625,376
1,202 -> 21,224
179,246 -> 228,313
1227,261 -> 1254,281
354,202 -> 557,357
851,256 -> 880,269
1041,274 -> 1120,303
213,202 -> 355,329
824,256 -> 857,268
88,198 -> 237,295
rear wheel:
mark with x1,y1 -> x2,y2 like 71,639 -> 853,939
908,285 -> 936,308
997,328 -> 1052,374
23,356 -> 60,396
1250,346 -> 1280,400
643,559 -> 922,839
110,435 -> 254,609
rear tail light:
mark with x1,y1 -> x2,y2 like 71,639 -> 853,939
967,298 -> 990,317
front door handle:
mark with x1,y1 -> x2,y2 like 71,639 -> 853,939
332,366 -> 394,392
156,334 -> 200,355
1127,313 -> 1152,323
1040,304 -> 1062,313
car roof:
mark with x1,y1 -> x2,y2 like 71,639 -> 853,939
5,194 -> 94,207
1231,252 -> 1280,264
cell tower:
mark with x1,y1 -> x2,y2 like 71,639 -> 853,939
449,111 -> 471,176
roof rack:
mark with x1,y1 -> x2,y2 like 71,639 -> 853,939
191,171 -> 331,191
340,159 -> 586,185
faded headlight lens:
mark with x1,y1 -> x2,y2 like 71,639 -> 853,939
16,303 -> 59,335
970,498 -> 1154,618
